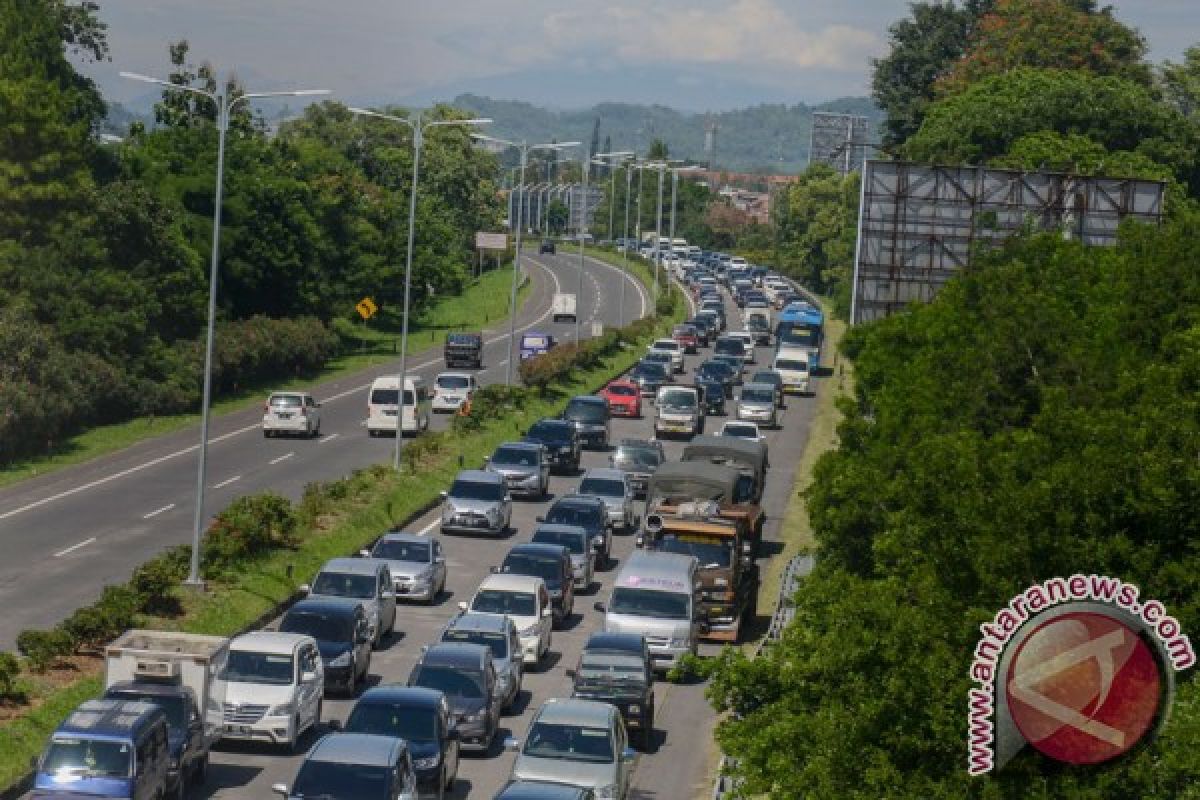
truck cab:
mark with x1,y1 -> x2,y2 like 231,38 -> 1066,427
443,331 -> 483,369
646,460 -> 766,554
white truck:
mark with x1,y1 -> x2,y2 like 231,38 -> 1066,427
103,630 -> 230,786
552,292 -> 578,323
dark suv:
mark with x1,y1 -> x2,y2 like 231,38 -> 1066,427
568,632 -> 655,749
498,543 -> 575,627
523,419 -> 581,474
408,642 -> 502,754
540,495 -> 611,568
280,598 -> 372,696
444,331 -> 483,369
562,395 -> 611,450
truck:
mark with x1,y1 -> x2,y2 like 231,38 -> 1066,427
639,501 -> 759,643
645,460 -> 766,555
443,331 -> 483,369
551,292 -> 577,323
103,629 -> 230,787
519,331 -> 556,360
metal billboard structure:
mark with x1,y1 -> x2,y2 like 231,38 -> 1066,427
850,161 -> 1167,325
808,112 -> 871,177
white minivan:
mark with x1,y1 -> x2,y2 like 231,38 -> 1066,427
366,375 -> 431,436
773,347 -> 811,395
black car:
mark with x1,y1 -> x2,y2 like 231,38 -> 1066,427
540,495 -> 612,568
280,598 -> 372,695
568,632 -> 655,750
696,378 -> 727,416
689,315 -> 717,345
539,240 -> 556,254
408,642 -> 502,754
697,359 -> 737,397
444,331 -> 483,369
523,418 -> 581,474
562,395 -> 610,450
609,439 -> 666,499
685,317 -> 712,347
628,361 -> 669,398
342,686 -> 460,799
498,543 -> 575,627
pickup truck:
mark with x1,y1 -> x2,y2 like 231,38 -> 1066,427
444,331 -> 483,369
552,292 -> 578,323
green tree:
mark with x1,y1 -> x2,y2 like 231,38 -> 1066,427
547,200 -> 568,234
647,138 -> 669,160
1160,44 -> 1200,123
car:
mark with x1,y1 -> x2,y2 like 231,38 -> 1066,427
220,632 -> 324,752
671,324 -> 699,353
524,418 -> 582,474
440,613 -> 524,712
493,781 -> 596,800
600,379 -> 642,418
520,332 -> 557,360
749,369 -> 785,408
342,686 -> 460,799
272,733 -> 418,800
713,335 -> 748,365
459,573 -> 554,666
697,359 -> 738,395
608,439 -> 666,499
499,543 -> 576,627
532,524 -> 596,592
362,531 -> 447,605
408,642 -> 504,754
303,557 -> 397,647
577,468 -> 636,533
696,378 -> 727,416
568,633 -> 655,750
712,353 -> 745,384
506,699 -> 636,799
647,338 -> 684,373
685,317 -> 712,346
539,239 -> 556,254
628,361 -> 670,398
563,395 -> 611,450
721,420 -> 764,443
693,311 -> 721,340
263,391 -> 321,438
280,598 -> 372,696
736,382 -> 780,428
486,441 -> 551,499
541,495 -> 612,568
444,332 -> 484,370
654,385 -> 702,439
433,372 -> 478,413
440,470 -> 512,536
640,351 -> 675,377
726,331 -> 756,363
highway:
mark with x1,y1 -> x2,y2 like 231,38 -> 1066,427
0,250 -> 647,649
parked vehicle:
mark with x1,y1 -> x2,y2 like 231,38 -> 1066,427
499,543 -> 576,626
433,372 -> 478,413
523,419 -> 582,474
653,385 -> 702,439
696,378 -> 727,416
486,441 -> 551,499
220,631 -> 323,752
647,338 -> 684,373
773,347 -> 812,395
541,495 -> 612,567
568,633 -> 655,750
272,733 -> 418,800
608,439 -> 666,499
102,630 -> 228,789
600,379 -> 642,418
35,699 -> 174,800
408,643 -> 503,754
628,361 -> 670,397
440,470 -> 512,536
362,531 -> 447,605
443,331 -> 483,369
263,391 -> 321,438
303,557 -> 397,646
459,573 -> 554,666
506,699 -> 636,799
552,292 -> 578,323
280,598 -> 373,695
342,687 -> 459,799
520,332 -> 557,360
367,376 -> 431,437
532,524 -> 596,591
578,467 -> 636,532
562,395 -> 611,450
595,551 -> 701,672
440,613 -> 524,712
736,382 -> 779,428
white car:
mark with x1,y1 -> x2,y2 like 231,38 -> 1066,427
262,391 -> 321,438
432,371 -> 477,413
648,338 -> 684,373
459,573 -> 554,665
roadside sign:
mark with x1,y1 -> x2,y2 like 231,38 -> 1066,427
475,231 -> 508,251
355,297 -> 378,320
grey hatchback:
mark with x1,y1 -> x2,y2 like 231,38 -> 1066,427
441,470 -> 512,536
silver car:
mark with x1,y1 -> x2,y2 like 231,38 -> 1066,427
302,557 -> 397,647
532,524 -> 596,592
262,391 -> 321,438
485,442 -> 551,499
577,468 -> 635,533
507,699 -> 636,799
441,612 -> 524,712
736,382 -> 779,429
440,470 -> 512,536
362,532 -> 447,604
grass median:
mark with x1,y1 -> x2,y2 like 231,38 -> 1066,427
0,267 -> 531,491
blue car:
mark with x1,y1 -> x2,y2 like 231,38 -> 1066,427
520,332 -> 556,360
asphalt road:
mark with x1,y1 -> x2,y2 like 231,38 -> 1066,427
0,250 -> 648,648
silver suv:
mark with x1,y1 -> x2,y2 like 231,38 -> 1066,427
577,468 -> 636,533
485,442 -> 550,499
507,699 -> 635,799
262,391 -> 321,438
736,382 -> 779,429
440,470 -> 512,536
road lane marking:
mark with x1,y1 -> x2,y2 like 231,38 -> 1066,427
143,503 -> 175,519
269,452 -> 294,465
318,433 -> 340,444
54,537 -> 96,558
212,475 -> 241,489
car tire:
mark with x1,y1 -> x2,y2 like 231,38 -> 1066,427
190,753 -> 209,785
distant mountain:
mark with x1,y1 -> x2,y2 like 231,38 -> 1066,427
448,94 -> 883,174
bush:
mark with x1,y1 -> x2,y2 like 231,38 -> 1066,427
202,492 -> 298,572
63,585 -> 139,651
16,628 -> 74,673
130,553 -> 186,615
0,652 -> 23,702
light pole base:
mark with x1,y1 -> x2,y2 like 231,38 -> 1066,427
181,579 -> 208,593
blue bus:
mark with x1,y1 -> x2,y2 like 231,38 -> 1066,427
776,303 -> 823,365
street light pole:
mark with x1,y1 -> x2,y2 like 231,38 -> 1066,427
575,157 -> 589,342
120,71 -> 329,587
621,165 -> 633,326
654,164 -> 665,296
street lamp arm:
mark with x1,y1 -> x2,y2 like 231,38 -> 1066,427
120,70 -> 215,101
348,107 -> 415,128
428,117 -> 493,128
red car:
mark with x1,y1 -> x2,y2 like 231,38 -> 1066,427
600,379 -> 642,418
672,324 -> 699,354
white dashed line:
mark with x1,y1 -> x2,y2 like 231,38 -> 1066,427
143,503 -> 175,519
54,537 -> 96,558
212,475 -> 241,489
269,452 -> 295,465
318,433 -> 340,444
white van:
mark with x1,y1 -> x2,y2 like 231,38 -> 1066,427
366,375 -> 431,436
596,550 -> 701,673
773,347 -> 811,395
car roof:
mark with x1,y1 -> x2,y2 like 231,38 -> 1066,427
446,612 -> 514,635
230,631 -> 311,655
618,438 -> 659,448
288,597 -> 364,619
533,523 -> 589,538
568,395 -> 607,405
319,557 -> 382,576
356,685 -> 445,710
437,370 -> 475,378
496,441 -> 543,453
418,641 -> 490,669
479,572 -> 545,593
530,418 -> 573,430
56,699 -> 164,740
378,531 -> 434,546
453,469 -> 503,484
583,632 -> 647,656
552,494 -> 606,510
534,698 -> 617,728
269,390 -> 310,398
742,381 -> 775,393
308,733 -> 406,767
605,378 -> 638,388
507,542 -> 570,561
581,467 -> 626,481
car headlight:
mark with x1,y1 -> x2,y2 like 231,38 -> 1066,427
596,784 -> 619,799
329,651 -> 353,667
268,702 -> 294,716
413,755 -> 440,770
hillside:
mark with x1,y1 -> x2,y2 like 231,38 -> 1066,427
447,94 -> 882,174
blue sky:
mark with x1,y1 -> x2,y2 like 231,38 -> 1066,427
85,1 -> 1197,112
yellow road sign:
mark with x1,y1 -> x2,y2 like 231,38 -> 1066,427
355,297 -> 378,320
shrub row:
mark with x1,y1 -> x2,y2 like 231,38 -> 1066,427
518,314 -> 660,392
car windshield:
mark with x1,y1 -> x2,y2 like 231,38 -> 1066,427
637,363 -> 668,379
653,341 -> 679,352
659,390 -> 696,409
105,692 -> 188,730
449,479 -> 506,502
472,589 -> 537,617
672,327 -> 694,337
492,446 -> 539,467
775,359 -> 808,372
443,629 -> 509,659
741,388 -> 775,404
723,424 -> 757,439
565,401 -> 607,423
715,340 -> 745,355
280,611 -> 353,643
580,478 -> 625,498
448,334 -> 478,345
533,529 -> 586,554
547,504 -> 603,530
502,553 -> 560,583
269,394 -> 302,408
411,665 -> 483,699
523,722 -> 614,763
701,362 -> 732,378
373,539 -> 430,562
370,388 -> 415,406
752,373 -> 780,386
312,571 -> 376,600
643,352 -> 671,365
610,587 -> 691,619
42,738 -> 131,777
345,703 -> 437,742
606,384 -> 637,397
292,760 -> 390,797
220,651 -> 294,685
528,422 -> 571,443
658,532 -> 734,568
578,653 -> 646,683
614,447 -> 660,469
437,375 -> 471,390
